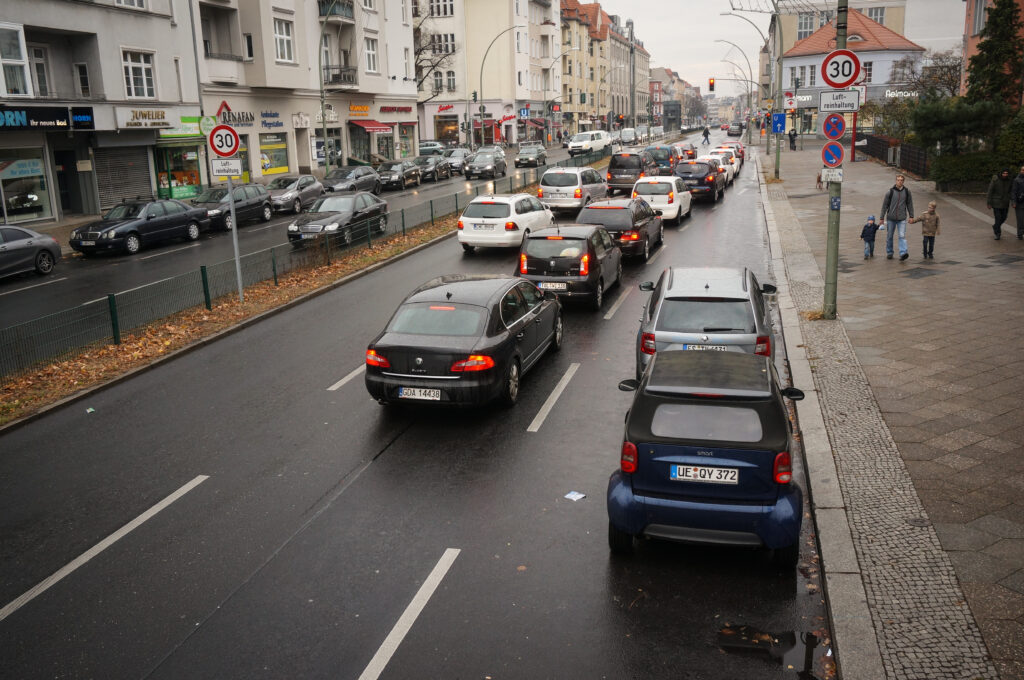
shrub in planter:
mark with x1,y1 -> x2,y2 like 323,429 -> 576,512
930,151 -> 1009,192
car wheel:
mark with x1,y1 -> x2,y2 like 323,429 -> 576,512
377,215 -> 387,233
373,182 -> 381,195
500,359 -> 521,407
416,174 -> 421,187
591,279 -> 604,310
186,222 -> 200,241
342,228 -> 353,245
710,185 -> 719,203
773,542 -> 800,568
124,233 -> 142,254
34,250 -> 56,275
223,213 -> 233,231
551,312 -> 563,352
608,522 -> 635,554
462,243 -> 475,254
293,199 -> 302,214
614,258 -> 623,287
641,237 -> 650,262
261,204 -> 272,222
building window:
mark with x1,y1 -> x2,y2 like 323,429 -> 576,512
518,70 -> 522,86
401,0 -> 408,22
866,7 -> 885,24
363,0 -> 375,9
433,70 -> 442,92
244,33 -> 254,60
589,67 -> 594,81
798,65 -> 806,88
28,45 -> 49,97
73,62 -> 90,97
122,50 -> 155,98
403,47 -> 410,77
789,66 -> 796,88
429,0 -> 453,16
116,0 -> 145,7
516,32 -> 521,53
321,35 -> 331,69
430,33 -> 455,54
0,23 -> 31,96
819,10 -> 834,26
797,12 -> 814,40
273,19 -> 294,63
446,70 -> 455,90
566,58 -> 571,75
972,0 -> 987,35
863,61 -> 872,83
365,37 -> 379,72
808,65 -> 815,87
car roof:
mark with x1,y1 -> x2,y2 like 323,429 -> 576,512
542,166 -> 589,175
634,177 -> 676,185
644,350 -> 772,399
583,198 -> 634,209
469,193 -> 534,204
529,224 -> 604,239
643,144 -> 672,150
662,266 -> 749,297
407,274 -> 520,305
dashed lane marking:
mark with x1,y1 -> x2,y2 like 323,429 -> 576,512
327,365 -> 365,391
526,362 -> 580,433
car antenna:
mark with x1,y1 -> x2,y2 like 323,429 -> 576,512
446,291 -> 453,300
705,283 -> 710,290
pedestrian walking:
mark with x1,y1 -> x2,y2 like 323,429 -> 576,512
702,126 -> 711,145
1011,164 -> 1024,240
788,128 -> 797,151
909,201 -> 941,259
860,215 -> 881,259
880,173 -> 914,261
986,168 -> 1013,240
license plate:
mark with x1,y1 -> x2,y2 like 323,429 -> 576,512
682,344 -> 727,351
472,224 -> 494,230
671,465 -> 739,484
539,282 -> 567,290
301,233 -> 319,239
80,240 -> 96,246
684,180 -> 698,185
398,387 -> 441,400
547,192 -> 564,198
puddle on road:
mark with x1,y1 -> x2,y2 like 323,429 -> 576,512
717,624 -> 835,679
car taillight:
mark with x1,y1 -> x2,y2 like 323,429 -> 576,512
505,221 -> 519,231
773,451 -> 792,484
606,171 -> 612,180
755,335 -> 771,356
718,168 -> 725,174
638,172 -> 645,178
641,332 -> 656,355
365,349 -> 390,368
451,355 -> 495,372
574,187 -> 582,199
537,188 -> 544,198
520,252 -> 528,274
667,191 -> 674,204
579,253 -> 589,276
707,175 -> 716,182
620,442 -> 637,474
457,220 -> 464,230
621,231 -> 640,241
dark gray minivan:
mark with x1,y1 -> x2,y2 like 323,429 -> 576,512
606,151 -> 659,195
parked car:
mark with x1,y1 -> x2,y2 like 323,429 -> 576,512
463,152 -> 507,179
69,199 -> 209,256
418,140 -> 445,155
514,146 -> 547,167
568,130 -> 612,156
364,275 -> 563,407
537,166 -> 608,216
631,177 -> 692,225
191,184 -> 272,230
0,225 -> 61,279
673,159 -> 726,202
323,166 -> 381,194
643,144 -> 679,175
607,350 -> 805,566
576,198 -> 663,262
605,150 -> 659,196
413,155 -> 453,181
377,160 -> 421,190
457,193 -> 553,253
697,155 -> 734,186
517,224 -> 623,310
634,266 -> 777,378
443,147 -> 472,174
287,191 -> 388,246
268,175 -> 324,213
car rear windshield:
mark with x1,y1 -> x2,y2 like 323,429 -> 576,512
194,188 -> 228,202
389,302 -> 486,337
577,206 -> 632,229
646,148 -> 670,160
462,202 -> 511,218
656,298 -> 755,333
676,163 -> 711,177
609,155 -> 641,170
634,183 -> 672,195
650,403 -> 763,442
525,237 -> 587,258
541,172 -> 579,187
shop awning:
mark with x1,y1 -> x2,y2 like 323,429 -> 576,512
350,119 -> 393,133
524,118 -> 544,129
472,119 -> 499,128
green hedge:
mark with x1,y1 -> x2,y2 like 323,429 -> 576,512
929,151 -> 1012,188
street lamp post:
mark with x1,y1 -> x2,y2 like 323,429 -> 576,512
479,24 -> 522,149
723,59 -> 755,139
318,0 -> 341,170
543,47 -> 579,146
716,39 -> 755,144
720,11 -> 772,154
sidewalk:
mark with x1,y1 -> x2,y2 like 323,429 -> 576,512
759,143 -> 1023,680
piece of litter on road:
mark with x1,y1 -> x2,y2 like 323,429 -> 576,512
564,491 -> 586,501
85,407 -> 95,413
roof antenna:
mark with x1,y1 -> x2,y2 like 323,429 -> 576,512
446,291 -> 453,300
705,283 -> 710,289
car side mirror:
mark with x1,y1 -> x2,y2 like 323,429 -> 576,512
782,387 -> 805,401
618,379 -> 640,392
761,283 -> 778,295
654,210 -> 663,217
147,213 -> 156,220
543,290 -> 558,301
638,281 -> 654,291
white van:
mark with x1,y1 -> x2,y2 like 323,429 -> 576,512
567,130 -> 611,157
620,128 -> 638,145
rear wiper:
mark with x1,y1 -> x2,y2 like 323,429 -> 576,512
701,327 -> 745,332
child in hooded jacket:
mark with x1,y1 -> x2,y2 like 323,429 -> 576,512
909,201 -> 941,259
860,215 -> 881,259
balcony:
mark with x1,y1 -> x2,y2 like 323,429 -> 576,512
323,65 -> 358,89
206,52 -> 243,85
319,0 -> 355,23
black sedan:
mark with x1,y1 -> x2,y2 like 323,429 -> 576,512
0,225 -> 61,279
377,160 -> 421,190
69,199 -> 209,256
576,198 -> 664,261
287,192 -> 388,246
674,159 -> 726,203
323,166 -> 381,194
464,152 -> 507,179
365,275 -> 562,407
413,155 -> 452,182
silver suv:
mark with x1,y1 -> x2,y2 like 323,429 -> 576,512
537,166 -> 608,216
634,267 -> 777,378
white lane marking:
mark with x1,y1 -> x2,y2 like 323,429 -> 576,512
604,285 -> 633,320
527,362 -> 580,433
327,365 -> 365,391
0,276 -> 68,297
0,475 -> 209,623
138,243 -> 200,260
244,223 -> 280,233
358,548 -> 461,680
646,243 -> 666,266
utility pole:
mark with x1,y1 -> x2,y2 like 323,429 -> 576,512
628,19 -> 636,128
823,0 -> 849,320
773,0 -> 783,179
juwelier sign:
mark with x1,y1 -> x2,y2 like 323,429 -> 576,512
115,107 -> 173,129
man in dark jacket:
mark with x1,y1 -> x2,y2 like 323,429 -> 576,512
1011,165 -> 1024,240
987,168 -> 1013,240
880,174 -> 914,260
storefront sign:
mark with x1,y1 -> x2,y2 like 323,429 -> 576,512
519,108 -> 530,119
71,107 -> 95,130
116,107 -> 173,129
216,101 -> 255,127
438,104 -> 454,112
349,104 -> 370,117
259,132 -> 289,175
159,116 -> 202,139
0,106 -> 71,130
379,106 -> 412,113
261,111 -> 284,129
499,114 -> 516,123
885,89 -> 918,99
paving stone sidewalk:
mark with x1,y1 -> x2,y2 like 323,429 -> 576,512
760,142 -> 1023,680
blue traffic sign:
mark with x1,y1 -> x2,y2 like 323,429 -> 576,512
772,113 -> 786,134
821,141 -> 844,167
823,113 -> 846,140
830,196 -> 841,211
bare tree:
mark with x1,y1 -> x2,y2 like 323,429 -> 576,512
889,49 -> 963,100
414,8 -> 459,103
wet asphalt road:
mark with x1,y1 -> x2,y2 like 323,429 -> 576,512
0,132 -> 832,679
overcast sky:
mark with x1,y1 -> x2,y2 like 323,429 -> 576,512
591,0 -> 773,100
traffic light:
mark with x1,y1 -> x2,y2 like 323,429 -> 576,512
472,91 -> 477,102
617,114 -> 624,124
708,78 -> 715,92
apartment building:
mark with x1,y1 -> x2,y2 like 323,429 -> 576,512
960,0 -> 1024,102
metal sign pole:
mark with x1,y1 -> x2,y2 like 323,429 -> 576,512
823,0 -> 849,320
227,174 -> 243,303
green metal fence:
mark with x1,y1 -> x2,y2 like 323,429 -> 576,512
0,147 -> 618,382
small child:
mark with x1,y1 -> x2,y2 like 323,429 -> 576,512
860,215 -> 881,259
909,201 -> 941,259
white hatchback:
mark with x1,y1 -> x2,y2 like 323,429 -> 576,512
631,177 -> 693,224
457,193 -> 554,253
710,147 -> 741,179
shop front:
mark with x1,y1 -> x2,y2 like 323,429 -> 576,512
377,105 -> 417,160
155,116 -> 205,200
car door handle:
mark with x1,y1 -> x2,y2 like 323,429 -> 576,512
516,331 -> 525,340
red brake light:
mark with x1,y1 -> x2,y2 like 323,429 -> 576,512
537,188 -> 544,198
579,253 -> 589,276
505,221 -> 519,231
667,192 -> 674,204
755,335 -> 771,356
606,171 -> 612,180
707,175 -> 716,182
365,349 -> 390,368
457,220 -> 464,230
545,235 -> 564,240
638,172 -> 645,178
520,252 -> 528,274
429,305 -> 455,310
620,441 -> 638,473
773,451 -> 792,484
718,168 -> 725,173
451,355 -> 495,372
621,231 -> 640,241
574,187 -> 582,199
641,332 -> 656,355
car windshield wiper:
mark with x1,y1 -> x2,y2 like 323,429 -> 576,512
701,327 -> 746,332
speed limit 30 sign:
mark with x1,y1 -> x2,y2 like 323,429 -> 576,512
208,124 -> 240,158
821,49 -> 861,89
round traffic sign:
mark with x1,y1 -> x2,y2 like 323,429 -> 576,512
822,141 -> 845,168
821,49 -> 861,89
822,113 -> 846,140
208,124 -> 240,158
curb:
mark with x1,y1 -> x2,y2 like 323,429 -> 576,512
755,152 -> 886,680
